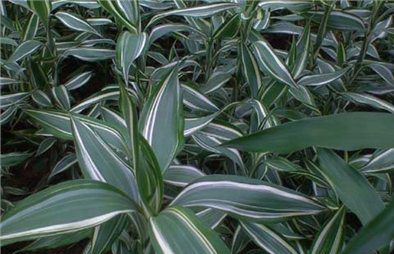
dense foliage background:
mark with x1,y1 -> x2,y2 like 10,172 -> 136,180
1,0 -> 393,253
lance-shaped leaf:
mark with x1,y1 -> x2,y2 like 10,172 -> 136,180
97,0 -> 138,33
297,68 -> 349,87
71,117 -> 138,201
342,92 -> 394,114
182,84 -> 219,113
22,13 -> 39,41
292,22 -> 310,78
0,92 -> 29,109
20,230 -> 91,253
361,149 -> 394,173
184,113 -> 218,137
311,207 -> 346,254
253,39 -> 297,88
342,200 -> 394,254
63,71 -> 93,90
171,175 -> 324,221
241,43 -> 262,98
164,165 -> 205,187
240,221 -> 298,254
317,149 -> 384,225
63,48 -> 115,62
0,180 -> 137,245
27,0 -> 51,28
140,68 -> 183,172
90,215 -> 129,254
148,206 -> 230,254
116,31 -> 147,83
224,112 -> 394,154
8,40 -> 42,62
148,3 -> 239,27
55,12 -> 100,36
305,11 -> 365,32
26,110 -> 127,152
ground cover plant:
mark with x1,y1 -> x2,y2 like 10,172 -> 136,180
1,0 -> 394,253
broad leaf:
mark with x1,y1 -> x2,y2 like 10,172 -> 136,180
149,206 -> 230,254
225,112 -> 394,153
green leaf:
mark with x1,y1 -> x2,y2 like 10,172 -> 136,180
305,11 -> 365,32
97,0 -> 138,33
148,3 -> 239,27
342,200 -> 394,254
0,180 -> 137,245
311,207 -> 346,254
241,43 -> 262,98
55,11 -> 100,36
116,31 -> 147,83
164,165 -> 205,187
361,149 -> 394,173
0,152 -> 33,168
27,0 -> 51,28
317,149 -> 384,225
297,68 -> 349,87
64,47 -> 115,62
240,221 -> 298,254
90,215 -> 129,254
139,68 -> 183,172
224,112 -> 394,153
342,92 -> 394,113
171,175 -> 324,221
20,230 -> 91,252
26,110 -> 127,152
71,116 -> 138,201
148,206 -> 230,254
8,40 -> 42,62
253,39 -> 297,88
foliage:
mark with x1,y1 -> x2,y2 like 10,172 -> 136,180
1,0 -> 394,253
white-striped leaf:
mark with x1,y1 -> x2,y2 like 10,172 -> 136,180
342,92 -> 394,113
148,3 -> 239,27
258,0 -> 312,11
182,84 -> 219,113
0,180 -> 137,245
8,40 -> 42,62
369,63 -> 394,86
240,43 -> 262,98
26,109 -> 127,153
55,11 -> 100,36
171,175 -> 325,221
305,11 -> 365,32
311,207 -> 346,254
196,208 -> 226,230
297,68 -> 349,87
115,31 -> 147,83
97,0 -> 137,33
164,165 -> 205,187
361,149 -> 394,173
148,206 -> 230,254
63,71 -> 93,90
71,117 -> 138,201
49,153 -> 78,179
51,85 -> 70,110
240,221 -> 298,254
0,92 -> 30,109
184,113 -> 218,137
253,39 -> 297,88
27,0 -> 51,27
140,68 -> 183,172
63,48 -> 115,62
32,90 -> 52,107
201,70 -> 233,94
